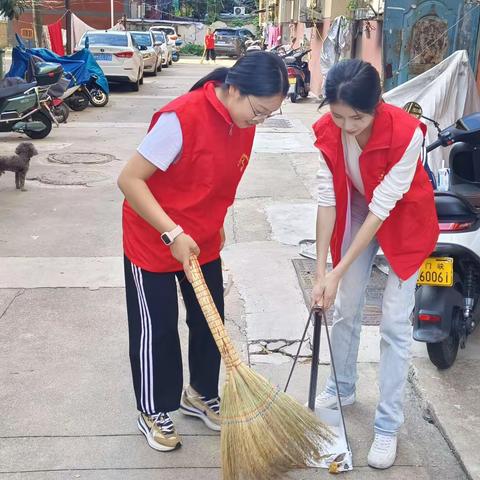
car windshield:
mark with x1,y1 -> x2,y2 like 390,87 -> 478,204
154,28 -> 175,35
81,33 -> 128,46
215,29 -> 238,36
153,32 -> 166,43
131,33 -> 152,47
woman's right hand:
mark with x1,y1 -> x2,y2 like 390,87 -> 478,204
311,277 -> 326,308
170,234 -> 200,283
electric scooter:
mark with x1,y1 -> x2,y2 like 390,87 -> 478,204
407,102 -> 480,369
0,62 -> 62,139
285,49 -> 311,103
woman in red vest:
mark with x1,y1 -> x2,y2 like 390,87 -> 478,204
201,28 -> 216,64
311,59 -> 439,469
117,51 -> 288,452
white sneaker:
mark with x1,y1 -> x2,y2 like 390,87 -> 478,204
314,389 -> 356,410
368,433 -> 398,469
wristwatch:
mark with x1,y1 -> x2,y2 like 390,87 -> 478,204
161,225 -> 184,246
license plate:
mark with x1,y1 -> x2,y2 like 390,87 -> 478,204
417,257 -> 453,287
288,78 -> 296,85
94,53 -> 112,61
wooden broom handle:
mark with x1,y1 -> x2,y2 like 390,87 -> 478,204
190,255 -> 241,368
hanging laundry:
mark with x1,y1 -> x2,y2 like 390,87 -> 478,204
267,25 -> 281,49
71,13 -> 93,49
48,20 -> 65,55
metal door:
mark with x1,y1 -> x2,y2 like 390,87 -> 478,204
383,0 -> 480,91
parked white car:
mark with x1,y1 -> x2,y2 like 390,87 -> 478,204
150,29 -> 174,67
77,30 -> 144,91
130,31 -> 163,75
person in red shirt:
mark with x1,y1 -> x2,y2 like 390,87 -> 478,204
311,60 -> 438,469
117,51 -> 288,453
201,28 -> 216,64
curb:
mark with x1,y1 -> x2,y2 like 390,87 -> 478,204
407,364 -> 473,480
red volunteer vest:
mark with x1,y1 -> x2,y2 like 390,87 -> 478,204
313,102 -> 439,280
123,82 -> 256,272
205,34 -> 215,49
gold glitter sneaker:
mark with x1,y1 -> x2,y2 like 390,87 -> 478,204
137,412 -> 182,452
179,385 -> 221,431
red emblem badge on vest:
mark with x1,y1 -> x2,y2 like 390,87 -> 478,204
238,154 -> 249,172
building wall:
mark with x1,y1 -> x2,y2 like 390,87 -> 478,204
13,0 -> 128,47
353,20 -> 383,75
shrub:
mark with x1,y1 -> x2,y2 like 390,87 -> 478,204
180,43 -> 205,56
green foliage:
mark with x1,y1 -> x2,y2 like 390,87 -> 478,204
0,0 -> 29,20
180,42 -> 205,56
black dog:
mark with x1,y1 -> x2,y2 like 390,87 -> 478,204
0,142 -> 38,191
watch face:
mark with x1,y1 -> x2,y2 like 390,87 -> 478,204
161,232 -> 172,245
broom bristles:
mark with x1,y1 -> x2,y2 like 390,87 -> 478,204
221,363 -> 335,480
189,256 -> 334,479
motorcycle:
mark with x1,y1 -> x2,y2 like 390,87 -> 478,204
406,102 -> 480,369
172,39 -> 182,63
285,49 -> 311,103
7,35 -> 109,111
245,39 -> 262,53
0,62 -> 62,139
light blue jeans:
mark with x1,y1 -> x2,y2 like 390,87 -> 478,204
325,191 -> 418,435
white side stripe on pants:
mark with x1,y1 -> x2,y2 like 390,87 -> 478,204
131,264 -> 155,415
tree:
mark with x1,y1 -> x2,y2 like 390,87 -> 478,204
0,0 -> 29,20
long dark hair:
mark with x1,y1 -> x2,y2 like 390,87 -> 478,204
190,51 -> 289,97
321,59 -> 381,114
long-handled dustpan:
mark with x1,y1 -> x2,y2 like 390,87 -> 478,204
285,306 -> 353,473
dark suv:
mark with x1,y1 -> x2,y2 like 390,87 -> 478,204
214,28 -> 255,57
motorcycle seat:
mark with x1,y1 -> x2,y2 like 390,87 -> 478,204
0,82 -> 37,99
435,192 -> 478,221
450,183 -> 480,209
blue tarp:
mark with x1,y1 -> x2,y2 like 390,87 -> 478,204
6,35 -> 109,94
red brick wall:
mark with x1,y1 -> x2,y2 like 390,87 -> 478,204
13,0 -> 127,45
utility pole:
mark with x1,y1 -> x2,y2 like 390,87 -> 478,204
65,0 -> 72,54
31,0 -> 43,47
111,0 -> 114,28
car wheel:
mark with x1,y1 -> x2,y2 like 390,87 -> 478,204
157,60 -> 162,72
164,60 -> 169,69
152,62 -> 157,76
168,55 -> 173,65
139,73 -> 144,85
131,76 -> 140,92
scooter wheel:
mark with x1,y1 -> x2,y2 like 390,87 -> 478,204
426,321 -> 460,369
52,102 -> 70,123
68,92 -> 90,111
25,111 -> 52,139
289,93 -> 297,103
89,89 -> 109,107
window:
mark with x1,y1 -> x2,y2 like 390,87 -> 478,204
81,33 -> 128,47
131,33 -> 153,47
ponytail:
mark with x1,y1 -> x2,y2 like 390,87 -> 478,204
190,67 -> 229,91
190,51 -> 288,97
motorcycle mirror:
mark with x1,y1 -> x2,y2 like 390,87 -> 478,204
403,101 -> 423,119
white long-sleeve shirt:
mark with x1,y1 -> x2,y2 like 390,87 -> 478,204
317,127 -> 424,220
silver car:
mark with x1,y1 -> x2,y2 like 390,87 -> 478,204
151,30 -> 173,67
130,31 -> 163,75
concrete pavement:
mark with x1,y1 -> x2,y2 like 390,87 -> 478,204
0,58 -> 477,479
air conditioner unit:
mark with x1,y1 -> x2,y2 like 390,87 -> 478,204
233,6 -> 246,16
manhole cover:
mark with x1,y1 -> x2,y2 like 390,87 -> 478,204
36,170 -> 110,185
261,118 -> 293,129
47,152 -> 117,165
292,258 -> 386,325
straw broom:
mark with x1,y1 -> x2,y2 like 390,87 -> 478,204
189,255 -> 334,480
